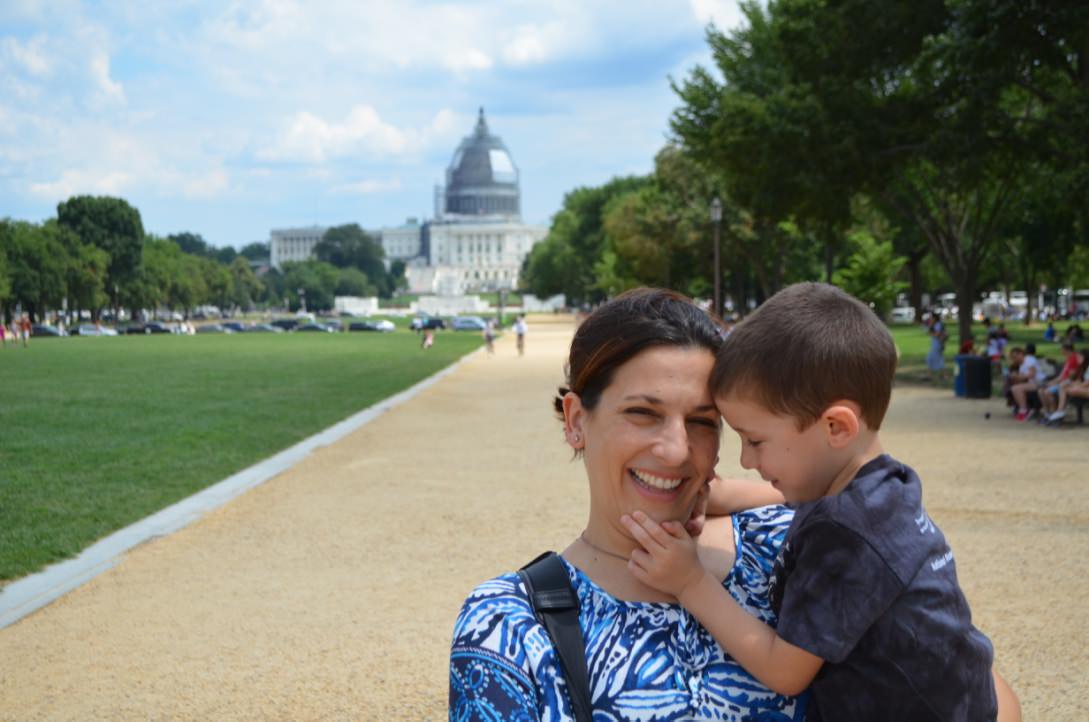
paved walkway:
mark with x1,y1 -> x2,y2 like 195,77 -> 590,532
1,318 -> 1085,719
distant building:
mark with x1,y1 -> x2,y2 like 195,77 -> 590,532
268,108 -> 546,292
382,108 -> 546,294
269,225 -> 326,269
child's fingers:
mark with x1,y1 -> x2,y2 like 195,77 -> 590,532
629,510 -> 678,547
622,514 -> 664,552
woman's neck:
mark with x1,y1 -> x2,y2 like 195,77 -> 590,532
562,516 -> 737,604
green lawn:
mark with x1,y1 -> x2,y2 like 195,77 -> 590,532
0,330 -> 482,582
890,321 -> 1067,385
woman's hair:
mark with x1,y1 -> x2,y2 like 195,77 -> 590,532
554,288 -> 726,421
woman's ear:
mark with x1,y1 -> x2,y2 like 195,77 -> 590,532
562,391 -> 585,449
822,401 -> 861,449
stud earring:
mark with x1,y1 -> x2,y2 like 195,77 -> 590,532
572,433 -> 581,442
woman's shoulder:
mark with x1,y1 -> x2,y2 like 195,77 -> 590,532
734,504 -> 794,551
453,571 -> 534,641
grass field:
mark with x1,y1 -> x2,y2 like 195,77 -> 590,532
0,330 -> 482,582
889,321 -> 1064,384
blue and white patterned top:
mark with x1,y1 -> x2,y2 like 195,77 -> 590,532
450,505 -> 806,721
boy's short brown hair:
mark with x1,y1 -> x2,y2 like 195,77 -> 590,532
710,282 -> 898,430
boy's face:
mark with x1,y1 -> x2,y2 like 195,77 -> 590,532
716,392 -> 843,504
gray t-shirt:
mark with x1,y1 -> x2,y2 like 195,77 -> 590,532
769,455 -> 996,722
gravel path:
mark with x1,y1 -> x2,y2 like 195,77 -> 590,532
1,318 -> 1084,720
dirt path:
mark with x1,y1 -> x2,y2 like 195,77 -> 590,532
1,318 -> 1085,720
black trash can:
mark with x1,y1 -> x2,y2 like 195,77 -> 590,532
963,355 -> 992,398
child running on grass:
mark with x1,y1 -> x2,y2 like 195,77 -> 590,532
622,282 -> 1003,722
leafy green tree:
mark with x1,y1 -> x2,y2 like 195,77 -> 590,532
282,260 -> 339,311
334,267 -> 372,297
523,176 -> 651,304
169,232 -> 212,258
199,257 -> 232,311
0,220 -> 67,320
56,196 -> 144,313
388,259 -> 408,292
673,0 -> 1041,342
315,224 -> 391,296
228,256 -> 263,310
239,242 -> 270,262
833,231 -> 908,319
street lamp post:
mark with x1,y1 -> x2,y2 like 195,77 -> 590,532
710,197 -> 723,318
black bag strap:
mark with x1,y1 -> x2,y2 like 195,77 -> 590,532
519,551 -> 593,722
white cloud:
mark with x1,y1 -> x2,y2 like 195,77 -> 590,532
445,48 -> 493,72
334,178 -> 402,195
689,0 -> 745,31
29,168 -> 132,199
1,35 -> 51,76
260,106 -> 459,163
90,51 -> 124,103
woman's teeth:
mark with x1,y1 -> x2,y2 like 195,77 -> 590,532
631,470 -> 683,490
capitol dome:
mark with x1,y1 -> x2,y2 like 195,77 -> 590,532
443,108 -> 520,219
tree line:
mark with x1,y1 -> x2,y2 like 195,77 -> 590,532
0,196 -> 406,323
522,0 -> 1089,342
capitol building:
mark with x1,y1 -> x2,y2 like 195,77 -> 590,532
269,109 -> 547,296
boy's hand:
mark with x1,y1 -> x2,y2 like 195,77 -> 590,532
683,480 -> 710,537
622,510 -> 708,598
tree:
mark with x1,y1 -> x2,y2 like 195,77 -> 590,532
57,196 -> 144,313
334,267 -> 372,297
523,176 -> 651,304
239,242 -> 269,262
282,260 -> 339,311
228,256 -> 263,310
673,0 -> 1038,343
315,224 -> 391,297
169,232 -> 212,258
0,220 -> 67,320
833,231 -> 908,320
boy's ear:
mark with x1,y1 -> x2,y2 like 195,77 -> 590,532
562,391 -> 586,449
821,401 -> 861,449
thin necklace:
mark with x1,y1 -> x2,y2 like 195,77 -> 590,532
579,531 -> 629,562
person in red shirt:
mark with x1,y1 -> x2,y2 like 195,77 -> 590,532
1040,343 -> 1083,419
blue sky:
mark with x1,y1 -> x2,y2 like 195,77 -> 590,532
0,0 -> 744,248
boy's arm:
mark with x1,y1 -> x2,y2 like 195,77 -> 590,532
704,475 -> 785,516
622,511 -> 823,696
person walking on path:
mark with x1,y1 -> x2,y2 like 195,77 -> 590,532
483,319 -> 496,355
513,314 -> 527,356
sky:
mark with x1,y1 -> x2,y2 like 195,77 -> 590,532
0,0 -> 745,249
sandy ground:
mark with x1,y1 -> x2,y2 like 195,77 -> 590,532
1,318 -> 1086,720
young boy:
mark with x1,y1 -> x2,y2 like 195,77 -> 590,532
622,282 -> 998,722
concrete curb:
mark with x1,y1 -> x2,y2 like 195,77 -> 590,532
0,347 -> 483,630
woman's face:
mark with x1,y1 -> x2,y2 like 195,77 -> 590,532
565,346 -> 721,530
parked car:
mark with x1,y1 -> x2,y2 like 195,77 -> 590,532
73,323 -> 118,336
221,321 -> 247,333
451,316 -> 488,331
295,322 -> 336,333
889,307 -> 916,324
410,316 -> 446,331
270,318 -> 300,331
30,323 -> 65,337
126,321 -> 173,334
246,323 -> 283,333
195,323 -> 232,334
349,319 -> 396,332
323,319 -> 344,332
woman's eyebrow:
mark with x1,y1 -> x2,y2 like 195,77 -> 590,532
621,394 -> 717,414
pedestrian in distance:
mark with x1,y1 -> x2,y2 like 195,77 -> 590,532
19,314 -> 31,347
422,328 -> 434,350
483,319 -> 496,355
513,314 -> 527,356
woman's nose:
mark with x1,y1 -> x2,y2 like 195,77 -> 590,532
652,419 -> 688,464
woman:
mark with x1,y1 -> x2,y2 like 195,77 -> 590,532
449,288 -> 1021,721
450,288 -> 803,720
